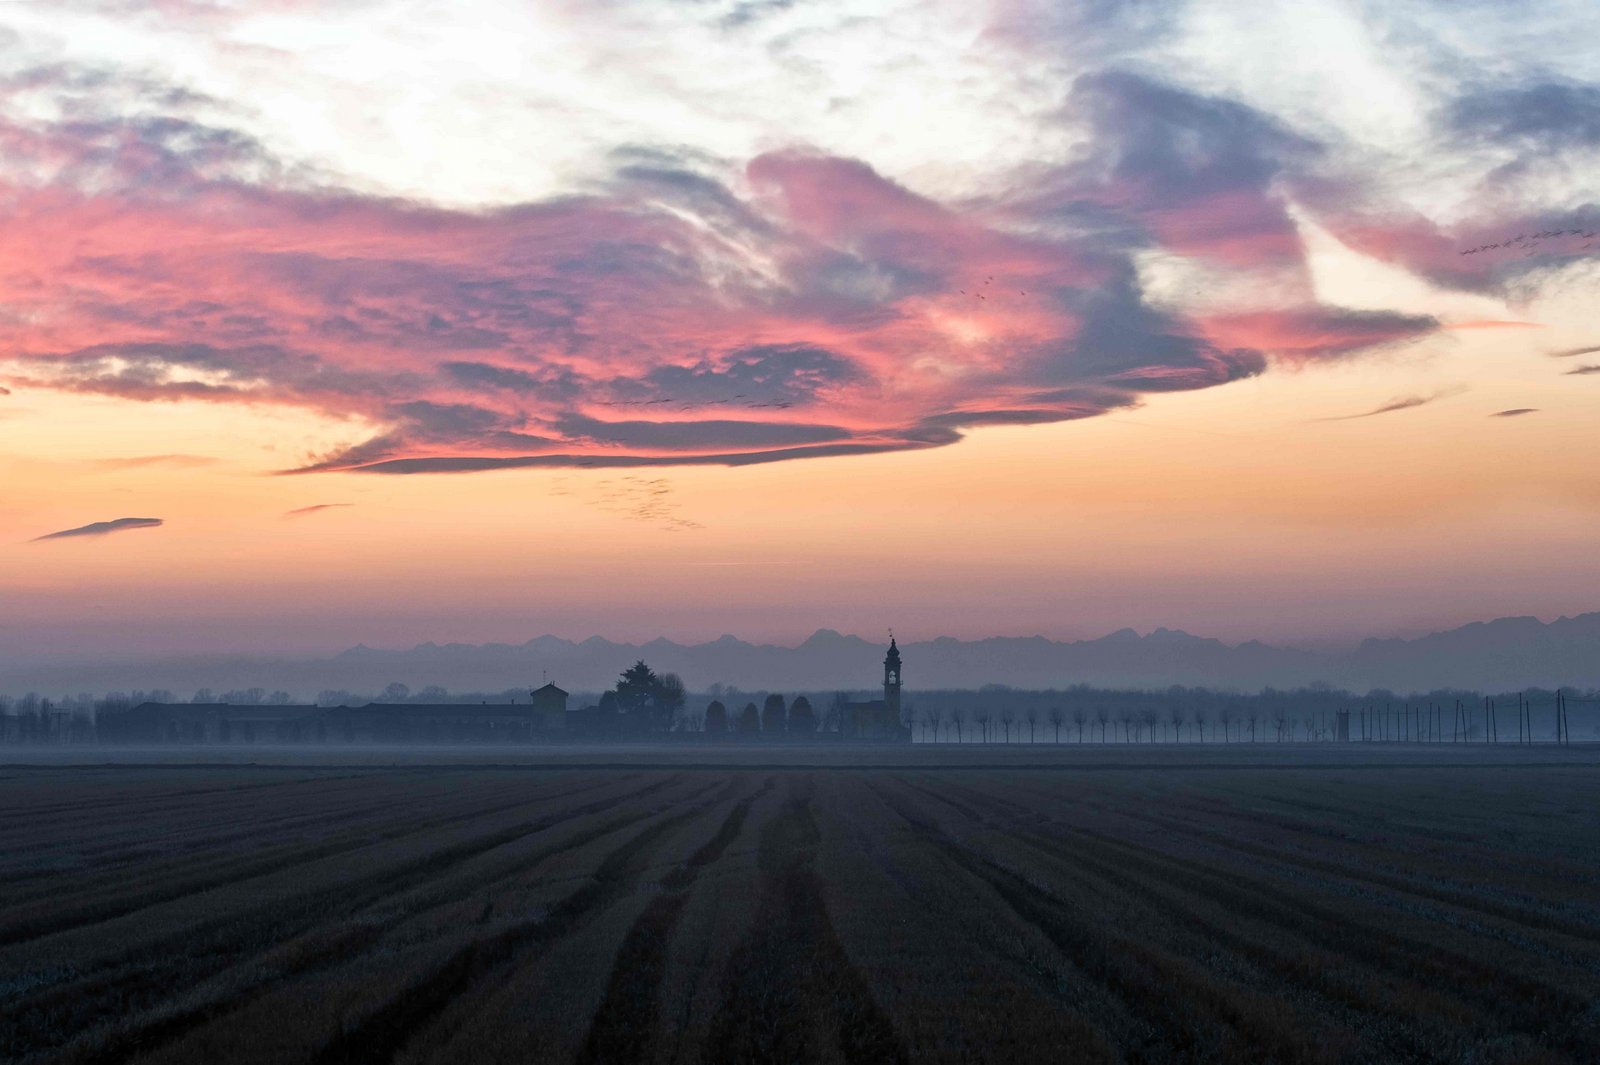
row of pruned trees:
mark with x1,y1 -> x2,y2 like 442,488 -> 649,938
908,703 -> 1305,744
700,693 -> 818,734
895,685 -> 1600,744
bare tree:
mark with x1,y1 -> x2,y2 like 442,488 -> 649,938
1025,707 -> 1038,744
1095,706 -> 1109,743
657,674 -> 688,729
1169,706 -> 1185,743
975,708 -> 992,744
1072,707 -> 1086,743
1194,710 -> 1207,743
826,692 -> 849,735
949,707 -> 965,744
1000,708 -> 1015,744
1048,706 -> 1064,744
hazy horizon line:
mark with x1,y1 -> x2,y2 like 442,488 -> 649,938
6,607 -> 1594,669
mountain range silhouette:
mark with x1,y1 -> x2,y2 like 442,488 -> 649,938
6,612 -> 1600,696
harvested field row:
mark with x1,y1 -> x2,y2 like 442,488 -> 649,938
4,755 -> 1599,1063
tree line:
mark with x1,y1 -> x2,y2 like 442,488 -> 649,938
3,677 -> 1595,743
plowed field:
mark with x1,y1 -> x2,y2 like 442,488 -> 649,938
4,754 -> 1599,1063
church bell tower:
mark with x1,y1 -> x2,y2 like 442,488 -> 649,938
883,636 -> 902,718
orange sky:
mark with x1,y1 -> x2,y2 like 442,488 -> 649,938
2,0 -> 1598,664
5,305 -> 1597,659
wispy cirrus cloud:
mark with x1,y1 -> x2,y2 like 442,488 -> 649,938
31,516 -> 163,541
92,453 -> 217,469
284,503 -> 353,517
1490,408 -> 1539,417
1317,387 -> 1466,422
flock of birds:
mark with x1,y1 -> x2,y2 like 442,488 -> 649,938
590,476 -> 702,532
959,275 -> 1027,301
1459,228 -> 1598,256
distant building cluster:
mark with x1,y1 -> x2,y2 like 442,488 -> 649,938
102,683 -> 572,744
99,642 -> 914,744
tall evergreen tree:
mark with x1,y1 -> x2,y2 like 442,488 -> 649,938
762,693 -> 787,733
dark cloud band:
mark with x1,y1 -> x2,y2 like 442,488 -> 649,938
32,517 -> 163,541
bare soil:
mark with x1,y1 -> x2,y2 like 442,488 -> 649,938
3,747 -> 1599,1063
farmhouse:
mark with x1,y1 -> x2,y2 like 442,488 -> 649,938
97,702 -> 325,744
109,683 -> 569,744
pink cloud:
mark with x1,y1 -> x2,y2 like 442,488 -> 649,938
1196,309 -> 1437,361
0,72 -> 1444,473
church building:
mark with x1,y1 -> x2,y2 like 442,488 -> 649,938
839,637 -> 911,741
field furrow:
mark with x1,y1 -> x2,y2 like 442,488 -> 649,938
5,753 -> 1599,1065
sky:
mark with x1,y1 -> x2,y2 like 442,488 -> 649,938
2,0 -> 1598,665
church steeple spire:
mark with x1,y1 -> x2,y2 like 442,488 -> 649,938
883,636 -> 902,717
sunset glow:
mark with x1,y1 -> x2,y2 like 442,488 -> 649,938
3,0 -> 1598,667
